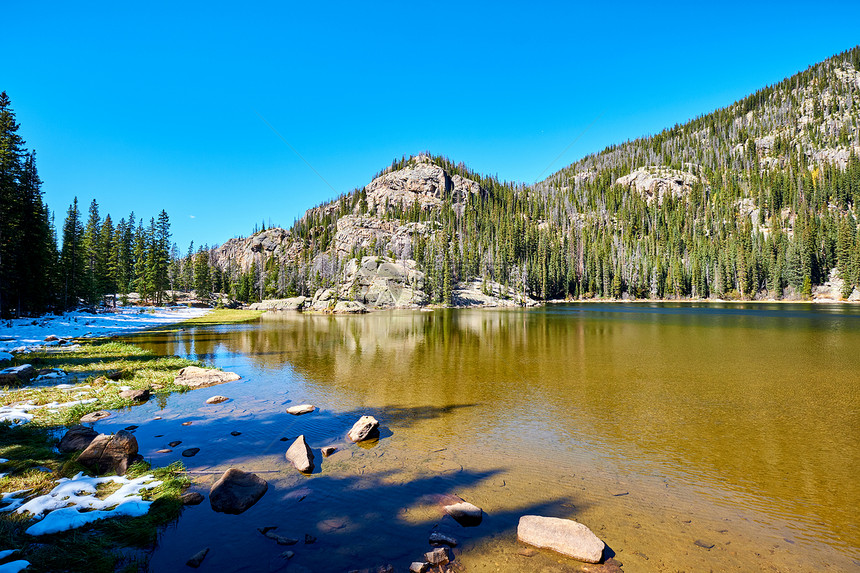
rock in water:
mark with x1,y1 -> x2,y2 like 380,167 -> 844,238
182,447 -> 200,457
119,388 -> 150,402
517,515 -> 605,563
285,435 -> 315,473
347,415 -> 379,442
286,404 -> 315,415
58,425 -> 98,453
180,492 -> 204,505
429,531 -> 459,547
173,366 -> 240,389
424,547 -> 450,566
321,446 -> 337,457
205,395 -> 229,404
77,430 -> 140,475
186,547 -> 209,568
80,410 -> 111,424
209,468 -> 268,514
444,501 -> 483,526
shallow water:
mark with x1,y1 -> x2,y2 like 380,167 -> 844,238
105,303 -> 859,572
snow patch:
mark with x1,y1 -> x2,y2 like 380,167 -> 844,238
0,559 -> 29,572
1,472 -> 162,536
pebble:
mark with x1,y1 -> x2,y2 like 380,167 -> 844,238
181,421 -> 192,426
280,551 -> 295,560
206,395 -> 229,404
517,547 -> 536,557
230,431 -> 241,436
321,446 -> 337,457
182,447 -> 200,457
124,425 -> 139,431
156,449 -> 172,453
304,534 -> 316,544
168,441 -> 182,447
694,539 -> 715,549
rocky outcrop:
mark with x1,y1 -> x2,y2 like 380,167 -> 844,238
248,297 -> 307,311
615,166 -> 702,204
77,430 -> 140,475
209,468 -> 268,514
174,366 -> 241,389
517,515 -> 605,563
453,279 -> 539,308
340,256 -> 426,307
364,156 -> 481,218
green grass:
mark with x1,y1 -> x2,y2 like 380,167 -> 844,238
0,338 -> 209,571
144,308 -> 262,333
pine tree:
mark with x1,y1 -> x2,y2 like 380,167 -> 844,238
60,198 -> 85,309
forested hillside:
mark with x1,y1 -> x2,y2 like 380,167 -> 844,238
201,46 -> 860,305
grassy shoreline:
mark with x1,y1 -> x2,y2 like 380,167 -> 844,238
0,308 -> 260,572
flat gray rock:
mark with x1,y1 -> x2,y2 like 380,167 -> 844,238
205,395 -> 229,404
285,435 -> 314,473
517,515 -> 605,563
286,404 -> 315,415
174,366 -> 240,389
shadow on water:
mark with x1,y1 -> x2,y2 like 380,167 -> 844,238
123,402 -> 595,573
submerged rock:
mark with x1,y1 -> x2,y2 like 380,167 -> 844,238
429,531 -> 458,547
174,366 -> 240,389
58,425 -> 98,453
285,435 -> 315,473
206,395 -> 229,404
209,468 -> 268,514
321,446 -> 337,457
182,447 -> 200,457
517,515 -> 605,563
258,527 -> 298,545
77,430 -> 140,475
347,415 -> 379,442
186,547 -> 209,568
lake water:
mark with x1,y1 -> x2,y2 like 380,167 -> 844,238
111,303 -> 859,572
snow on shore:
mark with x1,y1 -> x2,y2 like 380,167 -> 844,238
0,306 -> 210,357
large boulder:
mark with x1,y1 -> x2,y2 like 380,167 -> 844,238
174,366 -> 240,389
285,435 -> 315,473
517,515 -> 605,563
77,430 -> 140,475
209,468 -> 268,514
347,415 -> 379,443
58,425 -> 99,453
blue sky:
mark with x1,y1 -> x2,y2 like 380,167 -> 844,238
4,1 -> 860,249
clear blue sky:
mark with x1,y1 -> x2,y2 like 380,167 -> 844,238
4,1 -> 859,249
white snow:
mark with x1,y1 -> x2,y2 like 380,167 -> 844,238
0,398 -> 97,426
0,560 -> 29,572
1,472 -> 162,536
0,353 -> 11,362
0,306 -> 209,355
0,550 -> 16,560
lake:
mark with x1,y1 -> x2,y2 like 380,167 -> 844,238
112,303 -> 859,572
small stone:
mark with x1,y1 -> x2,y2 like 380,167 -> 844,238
304,534 -> 316,544
182,448 -> 200,457
287,404 -> 315,415
279,437 -> 288,441
80,410 -> 111,424
424,547 -> 449,566
517,547 -> 536,557
321,446 -> 336,457
153,416 -> 162,420
444,501 -> 483,527
206,395 -> 229,404
181,421 -> 192,426
106,370 -> 123,381
347,415 -> 379,442
186,547 -> 209,568
612,491 -> 629,496
230,431 -> 242,436
429,531 -> 458,547
285,435 -> 314,473
258,527 -> 299,545
119,388 -> 150,402
44,335 -> 58,342
694,539 -> 715,549
124,425 -> 139,431
280,551 -> 295,560
409,563 -> 429,573
181,492 -> 204,505
168,440 -> 182,447
156,449 -> 172,453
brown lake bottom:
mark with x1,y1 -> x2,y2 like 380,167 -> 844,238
102,304 -> 859,572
